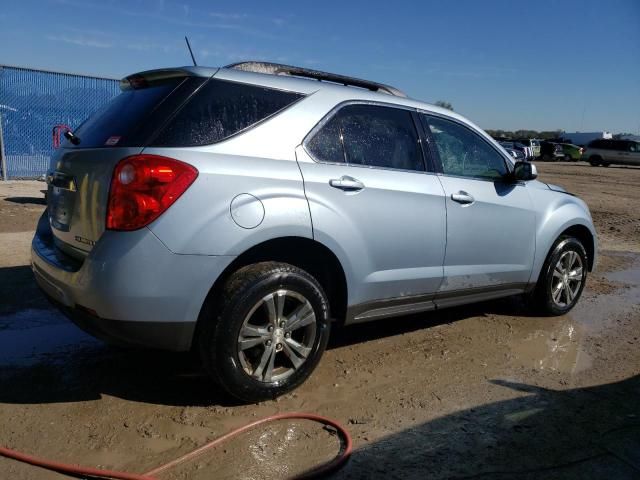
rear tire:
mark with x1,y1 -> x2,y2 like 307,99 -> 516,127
198,262 -> 331,403
534,236 -> 588,316
589,156 -> 601,167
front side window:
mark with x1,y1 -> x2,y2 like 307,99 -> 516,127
423,115 -> 508,180
306,104 -> 425,172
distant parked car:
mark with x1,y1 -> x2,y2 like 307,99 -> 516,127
584,139 -> 640,167
559,143 -> 584,162
499,141 -> 533,160
499,142 -> 526,161
539,141 -> 564,161
512,142 -> 534,160
518,138 -> 541,158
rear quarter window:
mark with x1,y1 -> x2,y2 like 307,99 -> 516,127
150,79 -> 304,147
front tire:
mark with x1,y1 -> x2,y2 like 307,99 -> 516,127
199,262 -> 331,403
534,236 -> 588,316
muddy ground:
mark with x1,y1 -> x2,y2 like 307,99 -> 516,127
0,162 -> 639,479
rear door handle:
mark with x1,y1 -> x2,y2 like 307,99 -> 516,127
451,191 -> 474,205
329,176 -> 364,191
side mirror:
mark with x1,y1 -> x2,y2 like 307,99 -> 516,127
513,161 -> 537,181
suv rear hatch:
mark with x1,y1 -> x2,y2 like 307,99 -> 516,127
46,66 -> 305,260
46,69 -> 210,259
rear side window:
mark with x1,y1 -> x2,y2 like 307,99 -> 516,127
71,77 -> 201,148
151,79 -> 304,147
423,114 -> 508,180
306,104 -> 424,172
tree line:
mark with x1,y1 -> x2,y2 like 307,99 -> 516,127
484,129 -> 564,140
434,101 -> 634,141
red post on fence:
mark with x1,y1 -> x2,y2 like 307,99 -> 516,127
52,124 -> 71,149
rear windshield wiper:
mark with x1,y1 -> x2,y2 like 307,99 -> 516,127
64,130 -> 81,145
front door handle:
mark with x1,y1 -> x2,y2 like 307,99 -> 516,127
329,176 -> 364,191
451,191 -> 474,205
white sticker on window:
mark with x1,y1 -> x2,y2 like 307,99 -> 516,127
105,136 -> 121,146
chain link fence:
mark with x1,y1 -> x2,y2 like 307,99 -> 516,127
0,65 -> 120,179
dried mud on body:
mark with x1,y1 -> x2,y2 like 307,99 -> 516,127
0,163 -> 639,479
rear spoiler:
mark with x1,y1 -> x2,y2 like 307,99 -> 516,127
120,67 -> 218,90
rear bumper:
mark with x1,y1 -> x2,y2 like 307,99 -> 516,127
43,296 -> 198,350
31,213 -> 235,351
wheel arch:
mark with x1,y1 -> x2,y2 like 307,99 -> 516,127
195,236 -> 349,340
561,224 -> 595,272
532,218 -> 597,285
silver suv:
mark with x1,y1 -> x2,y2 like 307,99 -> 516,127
32,62 -> 597,402
584,139 -> 640,167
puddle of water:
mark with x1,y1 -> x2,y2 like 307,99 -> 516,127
566,252 -> 640,335
605,261 -> 640,305
565,294 -> 622,334
0,308 -> 101,367
511,319 -> 592,374
509,251 -> 640,374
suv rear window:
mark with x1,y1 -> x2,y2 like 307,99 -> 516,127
150,79 -> 304,147
69,77 -> 203,148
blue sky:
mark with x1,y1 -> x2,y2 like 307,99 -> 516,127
1,0 -> 638,133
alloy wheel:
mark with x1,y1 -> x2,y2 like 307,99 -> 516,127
237,289 -> 317,383
550,250 -> 584,308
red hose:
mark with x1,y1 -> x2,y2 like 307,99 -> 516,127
0,412 -> 352,480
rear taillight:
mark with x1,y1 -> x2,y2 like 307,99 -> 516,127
106,154 -> 198,231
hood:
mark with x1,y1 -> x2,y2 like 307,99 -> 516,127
545,183 -> 569,194
527,180 -> 571,194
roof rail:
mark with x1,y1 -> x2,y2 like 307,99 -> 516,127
224,61 -> 407,97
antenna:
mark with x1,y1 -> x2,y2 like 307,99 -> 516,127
184,36 -> 197,66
